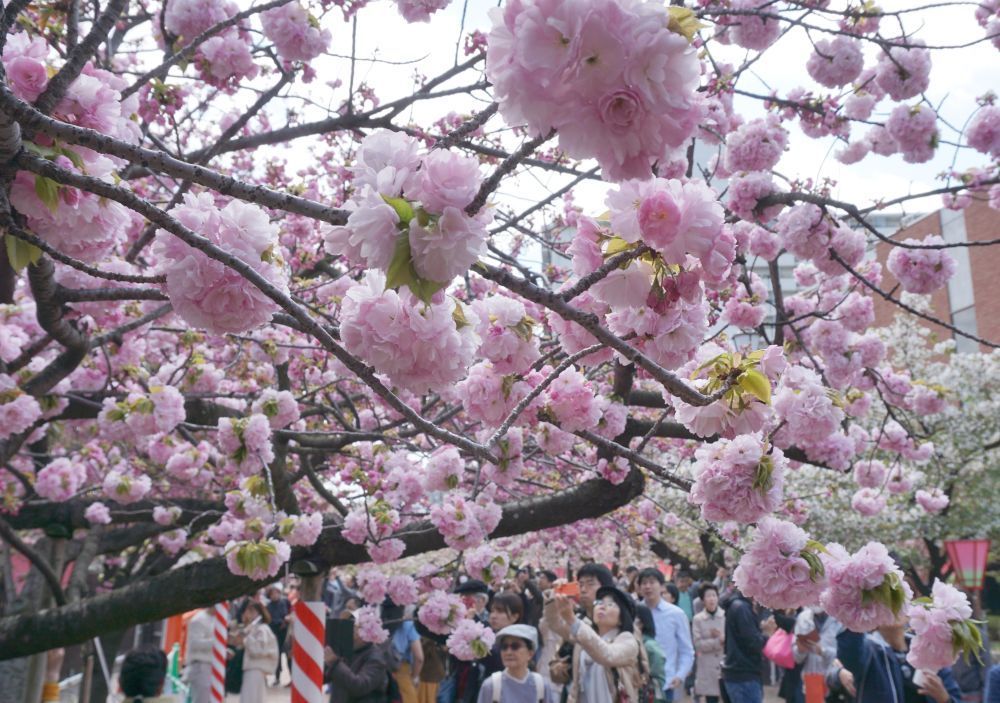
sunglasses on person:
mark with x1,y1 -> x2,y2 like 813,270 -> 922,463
500,640 -> 527,651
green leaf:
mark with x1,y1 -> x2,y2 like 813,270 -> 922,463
4,234 -> 43,272
381,195 -> 415,225
34,175 -> 61,214
738,369 -> 772,405
385,233 -> 446,304
752,455 -> 774,492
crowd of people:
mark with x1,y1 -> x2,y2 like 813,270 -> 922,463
106,562 -> 995,703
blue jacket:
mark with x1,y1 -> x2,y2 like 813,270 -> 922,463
836,630 -> 962,703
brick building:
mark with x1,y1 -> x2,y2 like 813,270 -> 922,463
871,198 -> 1000,353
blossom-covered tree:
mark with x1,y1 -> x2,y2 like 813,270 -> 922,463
0,0 -> 997,694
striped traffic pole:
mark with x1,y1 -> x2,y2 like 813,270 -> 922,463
210,603 -> 229,703
291,600 -> 326,703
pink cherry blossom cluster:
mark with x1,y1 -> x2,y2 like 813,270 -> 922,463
773,366 -> 846,455
875,42 -> 931,101
158,530 -> 188,555
688,434 -> 786,523
851,487 -> 886,516
424,446 -> 465,492
0,374 -> 42,440
262,2 -> 332,63
163,0 -> 237,40
395,0 -> 452,22
734,517 -> 827,609
354,605 -> 390,644
726,0 -> 782,51
251,389 -> 301,429
820,542 -> 913,632
387,575 -> 419,606
339,271 -> 480,394
486,0 -> 701,181
885,104 -> 939,163
154,192 -> 289,334
418,591 -> 467,635
216,414 -> 275,473
225,538 -> 292,580
457,362 -> 539,428
429,493 -> 502,550
470,296 -> 540,374
915,488 -> 949,514
975,0 -> 1000,50
325,131 -> 489,285
542,368 -> 603,434
102,470 -> 152,504
10,153 -> 133,263
447,619 -> 496,661
357,566 -> 389,604
806,36 -> 864,88
342,502 -> 401,545
886,237 -> 957,294
153,506 -> 181,525
84,502 -> 112,525
723,116 -> 788,173
465,544 -> 510,586
906,580 -> 973,671
278,512 -> 324,547
97,386 -> 186,439
35,457 -> 87,502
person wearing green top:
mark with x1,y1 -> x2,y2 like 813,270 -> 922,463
635,604 -> 668,703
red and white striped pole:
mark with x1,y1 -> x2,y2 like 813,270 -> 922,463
210,603 -> 229,703
291,600 -> 326,703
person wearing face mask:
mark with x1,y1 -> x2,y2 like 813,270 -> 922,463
548,586 -> 641,703
692,584 -> 725,703
477,625 -> 558,703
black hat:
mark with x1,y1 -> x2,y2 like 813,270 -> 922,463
595,586 -> 635,632
453,579 -> 489,595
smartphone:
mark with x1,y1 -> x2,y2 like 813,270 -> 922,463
554,581 -> 580,599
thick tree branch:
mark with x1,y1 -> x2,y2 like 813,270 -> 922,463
0,468 -> 643,659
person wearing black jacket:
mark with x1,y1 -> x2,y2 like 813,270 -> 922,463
719,589 -> 776,703
324,614 -> 392,703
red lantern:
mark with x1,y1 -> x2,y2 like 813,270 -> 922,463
944,539 -> 990,591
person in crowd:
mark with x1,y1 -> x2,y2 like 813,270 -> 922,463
546,564 -> 617,690
951,618 -> 991,703
635,604 -> 668,702
548,586 -> 641,703
791,608 -> 841,703
184,607 -> 216,703
457,579 -> 493,625
985,664 -> 1000,703
637,568 -> 694,703
386,600 -> 425,703
418,634 -> 448,703
236,600 -> 279,703
119,646 -> 174,702
515,567 -> 545,627
691,583 -> 725,703
674,572 -> 695,623
830,615 -> 963,703
323,568 -> 356,619
538,571 -> 558,593
41,648 -> 65,703
719,588 -> 776,703
266,584 -> 291,685
324,609 -> 393,703
773,609 -> 802,703
477,624 -> 558,703
485,592 -> 526,678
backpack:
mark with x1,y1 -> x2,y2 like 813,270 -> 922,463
490,671 -> 545,703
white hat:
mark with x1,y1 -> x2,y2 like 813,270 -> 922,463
496,624 -> 539,651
